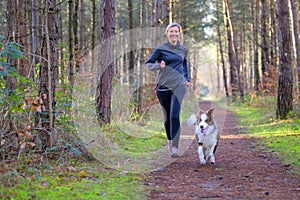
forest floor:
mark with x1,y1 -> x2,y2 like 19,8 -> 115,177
145,101 -> 300,200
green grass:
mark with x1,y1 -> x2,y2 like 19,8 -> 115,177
0,95 -> 204,199
227,96 -> 300,172
0,162 -> 147,200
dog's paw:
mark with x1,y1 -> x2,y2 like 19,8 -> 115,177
209,156 -> 215,164
200,160 -> 206,165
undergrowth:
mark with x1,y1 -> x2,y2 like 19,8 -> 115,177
0,159 -> 147,199
0,93 -> 199,199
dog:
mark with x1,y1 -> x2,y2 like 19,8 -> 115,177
187,107 -> 220,165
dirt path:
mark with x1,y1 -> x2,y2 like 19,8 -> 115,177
146,101 -> 300,199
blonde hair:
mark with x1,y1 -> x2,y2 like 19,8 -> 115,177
165,22 -> 182,34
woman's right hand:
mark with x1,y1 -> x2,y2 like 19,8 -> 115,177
160,60 -> 166,69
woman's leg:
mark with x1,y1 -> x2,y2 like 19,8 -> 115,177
170,86 -> 186,148
156,90 -> 172,140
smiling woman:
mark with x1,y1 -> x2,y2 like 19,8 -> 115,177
165,22 -> 181,45
146,22 -> 191,158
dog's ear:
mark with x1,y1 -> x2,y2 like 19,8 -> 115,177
207,108 -> 215,117
196,108 -> 205,124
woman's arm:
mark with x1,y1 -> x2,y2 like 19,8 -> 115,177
183,57 -> 190,82
145,48 -> 161,71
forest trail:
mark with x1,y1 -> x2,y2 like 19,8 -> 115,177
146,101 -> 300,200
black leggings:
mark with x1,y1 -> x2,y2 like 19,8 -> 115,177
156,86 -> 186,148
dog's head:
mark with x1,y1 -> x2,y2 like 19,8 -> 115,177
196,108 -> 215,133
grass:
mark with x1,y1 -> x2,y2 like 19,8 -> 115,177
0,161 -> 147,200
0,95 -> 199,199
227,96 -> 300,173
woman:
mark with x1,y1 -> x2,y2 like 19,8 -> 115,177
146,22 -> 191,158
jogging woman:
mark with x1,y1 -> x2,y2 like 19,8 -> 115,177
146,22 -> 191,158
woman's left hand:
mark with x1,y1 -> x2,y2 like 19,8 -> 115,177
185,81 -> 191,87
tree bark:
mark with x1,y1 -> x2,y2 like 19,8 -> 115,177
276,0 -> 293,119
217,0 -> 229,97
31,0 -> 39,81
270,0 -> 277,67
79,0 -> 85,71
17,0 -> 27,77
128,0 -> 135,86
253,0 -> 261,93
37,0 -> 59,146
6,0 -> 17,96
90,0 -> 96,75
260,0 -> 269,74
223,0 -> 239,99
95,0 -> 115,124
137,0 -> 146,113
68,0 -> 74,94
290,0 -> 300,97
73,0 -> 79,73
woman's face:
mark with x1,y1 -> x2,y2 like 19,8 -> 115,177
166,26 -> 180,44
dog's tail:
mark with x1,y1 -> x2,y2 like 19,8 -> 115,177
186,113 -> 197,126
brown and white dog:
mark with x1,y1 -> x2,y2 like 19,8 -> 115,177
187,108 -> 220,165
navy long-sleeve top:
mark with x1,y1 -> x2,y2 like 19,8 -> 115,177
146,41 -> 190,90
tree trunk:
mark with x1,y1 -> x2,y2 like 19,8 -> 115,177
192,51 -> 198,97
290,0 -> 300,98
95,0 -> 115,125
79,0 -> 85,71
58,0 -> 63,81
31,0 -> 39,81
73,0 -> 79,73
68,0 -> 74,94
6,0 -> 17,96
90,0 -> 96,93
223,0 -> 238,99
276,0 -> 293,119
17,0 -> 27,77
128,0 -> 135,86
248,38 -> 253,90
253,0 -> 261,93
162,0 -> 169,25
217,1 -> 229,97
37,0 -> 59,146
260,0 -> 269,74
137,0 -> 146,113
270,0 -> 277,67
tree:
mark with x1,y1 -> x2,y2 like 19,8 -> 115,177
68,0 -> 79,96
216,0 -> 229,97
69,0 -> 74,94
79,0 -> 85,68
290,0 -> 300,97
127,0 -> 135,85
17,0 -> 27,77
37,0 -> 59,147
276,0 -> 293,119
31,0 -> 39,81
95,0 -> 115,124
223,0 -> 239,99
90,0 -> 96,91
260,0 -> 269,74
6,0 -> 17,96
270,0 -> 277,67
253,0 -> 261,93
137,0 -> 146,113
